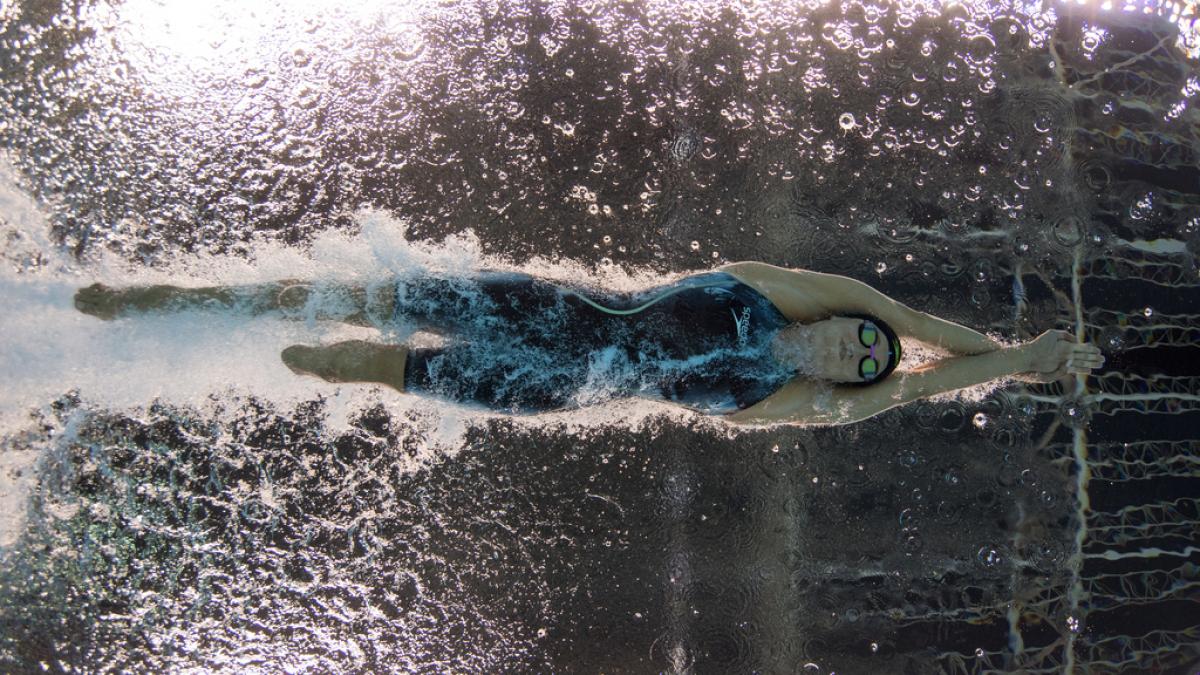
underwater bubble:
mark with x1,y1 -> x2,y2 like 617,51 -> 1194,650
1012,170 -> 1033,191
996,462 -> 1020,487
900,529 -> 924,555
991,427 -> 1016,448
848,463 -> 870,487
975,546 -> 1003,568
1032,541 -> 1066,566
1058,397 -> 1092,429
974,413 -> 990,430
671,127 -> 700,162
934,499 -> 963,524
1087,226 -> 1110,251
1079,161 -> 1112,192
939,404 -> 966,433
690,240 -> 700,251
1098,326 -> 1131,351
875,261 -> 887,273
913,402 -> 938,429
883,222 -> 916,242
1066,613 -> 1085,634
939,465 -> 963,486
696,625 -> 752,671
1130,193 -> 1155,221
971,259 -> 993,283
1142,306 -> 1153,318
969,287 -> 990,309
838,112 -> 857,130
1051,216 -> 1084,247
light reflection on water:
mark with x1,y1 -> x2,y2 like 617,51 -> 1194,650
0,0 -> 1198,672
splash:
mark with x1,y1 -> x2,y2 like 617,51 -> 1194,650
0,158 -> 733,443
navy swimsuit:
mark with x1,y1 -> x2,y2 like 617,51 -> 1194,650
397,272 -> 794,414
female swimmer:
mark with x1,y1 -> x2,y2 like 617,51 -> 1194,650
73,262 -> 1103,425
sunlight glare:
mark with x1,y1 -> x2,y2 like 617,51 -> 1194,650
91,0 -> 423,83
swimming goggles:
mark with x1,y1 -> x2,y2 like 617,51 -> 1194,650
858,321 -> 886,381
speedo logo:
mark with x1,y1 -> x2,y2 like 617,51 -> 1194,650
730,306 -> 751,346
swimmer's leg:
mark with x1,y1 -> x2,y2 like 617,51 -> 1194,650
280,340 -> 408,392
390,273 -> 570,335
74,281 -> 392,326
402,345 -> 579,413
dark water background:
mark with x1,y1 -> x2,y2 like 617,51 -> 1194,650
1,0 -> 1199,672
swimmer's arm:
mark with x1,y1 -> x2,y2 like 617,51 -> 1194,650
895,309 -> 1000,355
728,344 -> 1034,425
723,262 -> 1000,354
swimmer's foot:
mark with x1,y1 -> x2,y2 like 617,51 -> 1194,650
74,283 -> 121,319
281,340 -> 408,392
76,280 -> 315,320
73,283 -> 189,320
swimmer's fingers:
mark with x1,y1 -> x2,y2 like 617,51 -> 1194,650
1064,346 -> 1105,375
1071,345 -> 1104,366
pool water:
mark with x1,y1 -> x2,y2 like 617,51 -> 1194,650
1,0 -> 1198,672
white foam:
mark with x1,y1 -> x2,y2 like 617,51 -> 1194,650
0,154 -> 781,549
0,157 -> 711,439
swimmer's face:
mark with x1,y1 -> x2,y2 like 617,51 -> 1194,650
771,317 -> 892,383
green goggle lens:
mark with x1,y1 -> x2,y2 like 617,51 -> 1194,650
859,322 -> 882,380
859,323 -> 879,347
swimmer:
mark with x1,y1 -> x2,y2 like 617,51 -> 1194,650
73,262 -> 1104,425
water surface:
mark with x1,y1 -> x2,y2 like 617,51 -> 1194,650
1,0 -> 1198,672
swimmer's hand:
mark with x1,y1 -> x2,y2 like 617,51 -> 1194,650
1018,329 -> 1104,382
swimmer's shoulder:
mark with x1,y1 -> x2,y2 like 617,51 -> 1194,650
720,261 -> 853,322
725,375 -> 905,426
720,374 -> 835,422
721,261 -> 916,327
